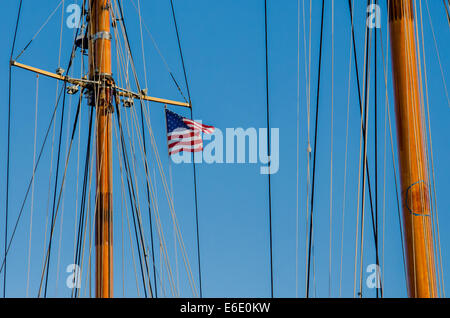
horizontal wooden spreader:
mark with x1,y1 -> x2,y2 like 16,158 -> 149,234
10,60 -> 191,108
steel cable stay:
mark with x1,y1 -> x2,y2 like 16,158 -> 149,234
263,0 -> 275,299
347,0 -> 384,297
357,0 -> 372,297
443,0 -> 450,30
338,0 -> 355,296
168,0 -> 205,298
306,0 -> 325,299
374,0 -> 380,299
135,0 -> 159,297
303,0 -> 313,298
14,0 -> 65,62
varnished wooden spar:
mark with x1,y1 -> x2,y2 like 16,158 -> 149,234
10,61 -> 191,108
388,0 -> 437,297
90,0 -> 113,298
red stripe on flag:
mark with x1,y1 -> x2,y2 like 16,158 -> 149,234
169,144 -> 203,155
168,138 -> 203,148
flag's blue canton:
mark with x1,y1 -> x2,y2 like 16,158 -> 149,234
166,109 -> 191,133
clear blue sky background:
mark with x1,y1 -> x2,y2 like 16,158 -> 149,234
0,0 -> 449,298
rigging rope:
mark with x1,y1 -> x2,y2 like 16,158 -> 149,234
39,87 -> 83,297
347,0 -> 383,297
114,0 -> 170,297
339,2 -> 355,296
26,74 -> 39,297
378,18 -> 408,292
73,106 -> 93,298
418,0 -> 446,296
41,6 -> 84,294
264,0 -> 274,299
303,0 -> 312,297
306,0 -> 325,299
169,0 -> 203,298
129,0 -> 188,103
42,79 -> 68,298
374,0 -> 380,299
357,0 -> 372,296
14,0 -> 64,61
115,99 -> 152,298
136,0 -> 159,297
444,0 -> 450,29
115,127 -> 142,296
328,0 -> 335,297
4,0 -> 23,297
0,89 -> 70,293
295,0 -> 301,299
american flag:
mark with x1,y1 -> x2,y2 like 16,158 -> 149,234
165,109 -> 215,155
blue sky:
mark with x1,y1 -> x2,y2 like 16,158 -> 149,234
1,0 -> 449,298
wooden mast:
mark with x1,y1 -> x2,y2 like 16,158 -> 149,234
89,0 -> 113,298
388,0 -> 437,297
